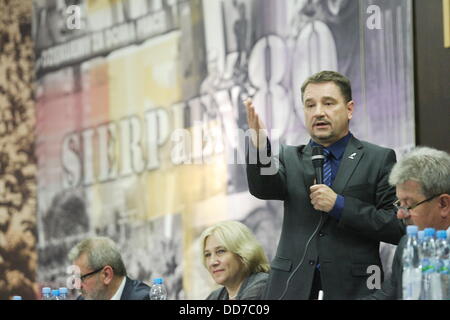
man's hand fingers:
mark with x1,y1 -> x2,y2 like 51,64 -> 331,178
310,184 -> 325,192
245,99 -> 258,121
244,98 -> 268,148
244,98 -> 253,115
245,99 -> 257,128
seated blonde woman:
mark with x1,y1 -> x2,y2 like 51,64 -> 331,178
200,220 -> 270,300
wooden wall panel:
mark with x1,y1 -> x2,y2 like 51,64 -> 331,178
414,0 -> 450,151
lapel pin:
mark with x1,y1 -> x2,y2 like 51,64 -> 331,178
349,153 -> 357,160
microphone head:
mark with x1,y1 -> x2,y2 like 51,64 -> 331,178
311,146 -> 325,168
312,146 -> 323,157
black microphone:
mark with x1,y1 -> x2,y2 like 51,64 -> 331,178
312,146 -> 325,185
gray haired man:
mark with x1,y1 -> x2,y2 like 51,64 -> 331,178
68,236 -> 150,300
367,147 -> 450,299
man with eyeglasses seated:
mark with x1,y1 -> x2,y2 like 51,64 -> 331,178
364,146 -> 450,300
68,236 -> 150,300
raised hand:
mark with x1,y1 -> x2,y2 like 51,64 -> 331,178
244,98 -> 267,149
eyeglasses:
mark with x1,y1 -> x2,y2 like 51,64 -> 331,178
393,194 -> 440,215
80,267 -> 104,282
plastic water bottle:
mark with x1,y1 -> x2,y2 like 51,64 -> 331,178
59,287 -> 68,300
402,225 -> 421,300
51,289 -> 61,300
149,278 -> 167,300
42,287 -> 52,300
418,230 -> 425,244
420,228 -> 437,300
12,296 -> 22,300
436,230 -> 449,300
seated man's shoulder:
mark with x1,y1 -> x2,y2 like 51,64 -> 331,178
123,277 -> 151,300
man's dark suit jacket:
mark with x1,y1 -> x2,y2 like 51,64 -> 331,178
77,276 -> 150,300
121,277 -> 150,300
246,136 -> 405,299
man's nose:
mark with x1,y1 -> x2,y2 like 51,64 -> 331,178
396,210 -> 410,220
313,104 -> 325,117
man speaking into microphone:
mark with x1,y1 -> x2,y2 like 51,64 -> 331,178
244,71 -> 405,300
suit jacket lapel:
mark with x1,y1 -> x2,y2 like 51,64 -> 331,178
332,136 -> 364,195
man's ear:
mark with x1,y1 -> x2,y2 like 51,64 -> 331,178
347,100 -> 354,121
438,194 -> 450,218
102,266 -> 114,285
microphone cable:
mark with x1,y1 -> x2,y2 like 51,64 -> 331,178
277,212 -> 324,300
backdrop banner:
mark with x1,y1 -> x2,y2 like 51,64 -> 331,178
33,0 -> 414,299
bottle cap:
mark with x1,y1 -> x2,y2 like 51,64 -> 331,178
12,296 -> 22,300
424,228 -> 435,237
42,287 -> 51,294
152,278 -> 163,285
418,230 -> 425,240
59,287 -> 68,294
52,289 -> 60,296
436,230 -> 447,239
406,225 -> 418,235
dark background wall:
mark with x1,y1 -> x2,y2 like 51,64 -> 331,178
414,0 -> 450,152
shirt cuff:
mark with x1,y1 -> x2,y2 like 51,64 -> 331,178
329,195 -> 344,220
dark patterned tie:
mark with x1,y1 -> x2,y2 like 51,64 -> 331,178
323,148 -> 332,186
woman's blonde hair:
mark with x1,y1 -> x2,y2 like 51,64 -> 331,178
200,220 -> 270,274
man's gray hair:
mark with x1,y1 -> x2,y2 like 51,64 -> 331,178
389,147 -> 450,197
68,236 -> 127,276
